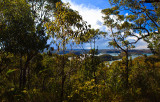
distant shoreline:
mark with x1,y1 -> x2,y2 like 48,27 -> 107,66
43,48 -> 152,55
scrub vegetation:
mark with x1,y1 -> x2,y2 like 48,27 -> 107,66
0,0 -> 160,101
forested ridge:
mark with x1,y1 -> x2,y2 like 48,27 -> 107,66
0,0 -> 160,101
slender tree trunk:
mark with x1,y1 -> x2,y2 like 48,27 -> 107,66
125,50 -> 129,89
22,55 -> 30,89
93,38 -> 98,93
42,76 -> 46,91
13,72 -> 16,88
19,54 -> 23,89
61,71 -> 65,102
61,38 -> 66,102
22,63 -> 27,89
27,64 -> 30,90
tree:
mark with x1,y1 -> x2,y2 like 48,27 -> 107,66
45,2 -> 90,101
83,29 -> 105,90
107,0 -> 160,55
102,8 -> 136,88
0,0 -> 48,89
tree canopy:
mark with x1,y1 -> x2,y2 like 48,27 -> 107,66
103,0 -> 160,55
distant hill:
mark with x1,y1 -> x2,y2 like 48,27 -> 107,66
43,48 -> 152,55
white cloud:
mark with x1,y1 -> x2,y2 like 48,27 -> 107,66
125,13 -> 128,16
127,36 -> 138,41
135,40 -> 148,49
62,0 -> 106,30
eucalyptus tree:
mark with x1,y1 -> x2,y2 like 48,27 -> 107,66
81,29 -> 106,88
102,8 -> 136,88
0,0 -> 49,89
107,0 -> 160,55
45,2 -> 90,101
0,0 -> 34,89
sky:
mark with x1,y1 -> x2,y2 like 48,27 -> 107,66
51,0 -> 148,49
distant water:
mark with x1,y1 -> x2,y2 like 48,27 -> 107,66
97,53 -> 120,56
130,53 -> 152,59
98,53 -> 152,57
105,53 -> 153,64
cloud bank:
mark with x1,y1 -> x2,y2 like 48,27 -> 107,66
62,0 -> 106,30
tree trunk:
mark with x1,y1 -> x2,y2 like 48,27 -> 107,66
60,38 -> 66,102
93,39 -> 98,93
61,71 -> 65,102
22,63 -> 27,89
27,64 -> 30,90
22,55 -> 31,89
42,77 -> 46,91
125,50 -> 129,89
19,54 -> 23,89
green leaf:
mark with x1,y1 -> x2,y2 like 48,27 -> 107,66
6,69 -> 17,75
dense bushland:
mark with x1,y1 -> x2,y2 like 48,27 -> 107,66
0,0 -> 160,101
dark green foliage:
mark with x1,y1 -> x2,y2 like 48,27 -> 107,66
98,54 -> 121,62
0,50 -> 160,102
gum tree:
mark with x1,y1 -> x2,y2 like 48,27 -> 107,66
45,2 -> 90,101
102,8 -> 135,88
107,0 -> 160,55
0,0 -> 48,89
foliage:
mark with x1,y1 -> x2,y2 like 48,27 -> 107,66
45,2 -> 90,50
107,0 -> 160,55
0,0 -> 160,102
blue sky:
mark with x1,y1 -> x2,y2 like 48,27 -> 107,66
66,0 -> 111,9
50,0 -> 148,49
